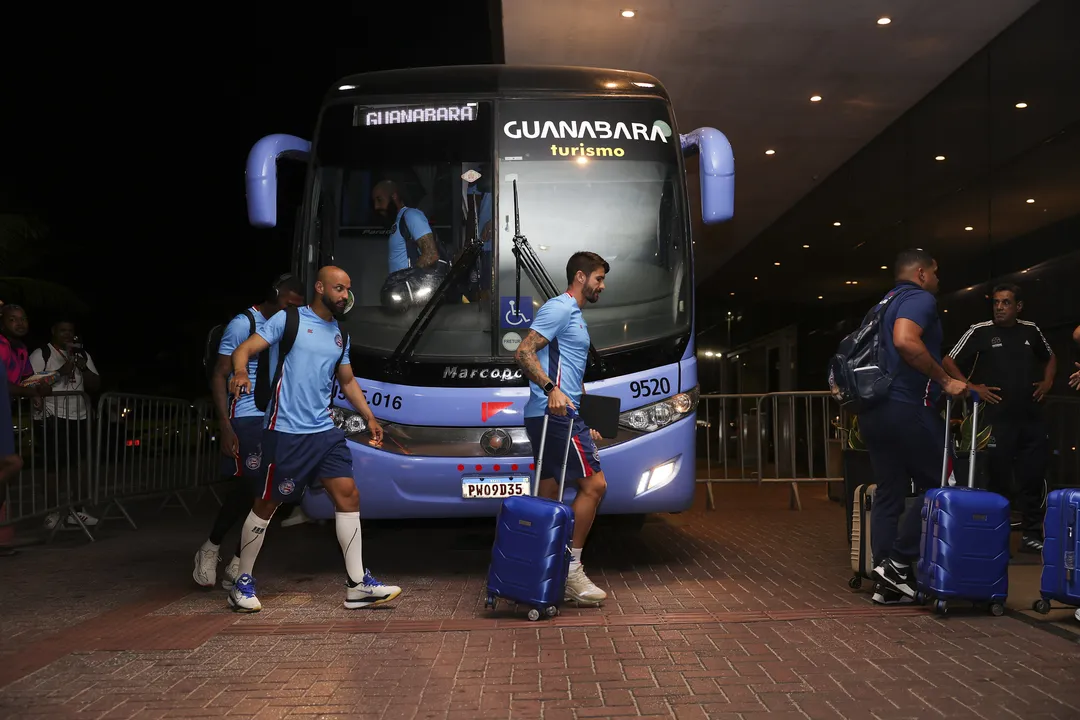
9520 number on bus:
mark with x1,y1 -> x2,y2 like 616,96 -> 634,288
461,476 -> 531,499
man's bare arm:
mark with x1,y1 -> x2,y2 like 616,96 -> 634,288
232,334 -> 271,377
894,319 -> 952,386
211,355 -> 233,424
416,234 -> 439,268
514,330 -> 554,388
335,363 -> 377,423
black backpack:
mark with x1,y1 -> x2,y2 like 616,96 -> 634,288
264,305 -> 350,409
205,309 -> 276,412
827,287 -> 916,412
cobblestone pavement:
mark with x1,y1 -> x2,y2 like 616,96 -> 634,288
1,483 -> 1078,719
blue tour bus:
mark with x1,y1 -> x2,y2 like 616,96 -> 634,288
244,65 -> 734,523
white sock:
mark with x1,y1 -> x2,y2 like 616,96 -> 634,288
335,512 -> 366,585
570,547 -> 583,568
238,511 -> 271,577
201,539 -> 220,553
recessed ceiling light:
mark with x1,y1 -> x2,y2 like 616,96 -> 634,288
802,244 -> 810,249
765,149 -> 776,155
621,9 -> 635,17
1026,198 -> 1035,203
935,155 -> 946,161
880,265 -> 887,270
964,226 -> 974,231
774,262 -> 781,266
852,281 -> 858,285
818,295 -> 823,300
833,222 -> 841,227
730,292 -> 735,296
1015,102 -> 1028,109
877,17 -> 891,25
810,95 -> 822,102
943,309 -> 949,313
754,276 -> 759,280
845,281 -> 852,285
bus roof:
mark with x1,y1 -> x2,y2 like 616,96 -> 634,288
328,65 -> 670,103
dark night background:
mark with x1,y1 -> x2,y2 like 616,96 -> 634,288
0,4 -> 502,400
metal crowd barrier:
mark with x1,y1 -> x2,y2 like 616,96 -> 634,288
696,391 -> 848,510
4,391 -> 97,541
93,392 -> 210,530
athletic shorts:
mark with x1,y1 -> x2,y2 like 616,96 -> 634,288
220,416 -> 266,479
253,428 -> 353,503
524,414 -> 601,485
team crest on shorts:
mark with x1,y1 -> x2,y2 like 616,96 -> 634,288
335,334 -> 343,348
278,478 -> 296,495
245,453 -> 261,471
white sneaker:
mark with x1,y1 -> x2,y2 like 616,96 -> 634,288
192,547 -> 219,587
280,506 -> 312,527
221,556 -> 241,590
227,573 -> 262,613
343,569 -> 402,609
565,564 -> 607,604
44,510 -> 99,530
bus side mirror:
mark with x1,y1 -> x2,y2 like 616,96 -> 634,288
246,134 -> 312,228
681,128 -> 735,225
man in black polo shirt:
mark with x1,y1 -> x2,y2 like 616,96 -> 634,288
944,283 -> 1056,553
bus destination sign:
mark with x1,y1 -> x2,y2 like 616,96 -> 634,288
357,103 -> 478,127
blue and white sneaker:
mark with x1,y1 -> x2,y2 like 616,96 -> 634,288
344,569 -> 402,609
227,573 -> 262,613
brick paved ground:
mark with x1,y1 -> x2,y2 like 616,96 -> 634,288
2,482 -> 1079,719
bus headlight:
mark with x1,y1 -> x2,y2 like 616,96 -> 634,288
637,457 -> 680,495
330,407 -> 367,434
620,386 -> 699,433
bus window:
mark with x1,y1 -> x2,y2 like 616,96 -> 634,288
313,100 -> 495,358
495,98 -> 691,356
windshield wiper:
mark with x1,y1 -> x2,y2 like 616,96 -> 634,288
509,179 -> 605,372
391,221 -> 485,367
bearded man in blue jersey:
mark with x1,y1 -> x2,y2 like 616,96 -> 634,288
514,251 -> 609,605
228,266 -> 402,612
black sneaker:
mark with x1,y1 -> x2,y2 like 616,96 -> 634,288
1020,535 -> 1044,554
871,583 -> 915,606
872,559 -> 916,599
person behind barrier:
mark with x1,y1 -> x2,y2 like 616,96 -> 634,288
227,266 -> 401,613
192,274 -> 307,591
1070,324 -> 1080,391
0,305 -> 46,398
514,251 -> 610,606
29,317 -> 101,531
859,249 -> 967,605
0,361 -> 21,556
943,283 -> 1056,553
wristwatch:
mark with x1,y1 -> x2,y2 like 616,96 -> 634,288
542,381 -> 555,395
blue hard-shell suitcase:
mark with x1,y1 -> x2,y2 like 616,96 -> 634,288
1033,488 -> 1080,615
916,394 -> 1011,616
485,411 -> 576,621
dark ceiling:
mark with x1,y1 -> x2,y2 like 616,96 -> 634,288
698,0 -> 1079,323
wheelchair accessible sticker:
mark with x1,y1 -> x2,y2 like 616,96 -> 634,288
500,296 -> 532,329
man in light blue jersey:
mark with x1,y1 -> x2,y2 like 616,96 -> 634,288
193,274 -> 305,590
228,266 -> 401,613
372,179 -> 440,274
515,251 -> 610,605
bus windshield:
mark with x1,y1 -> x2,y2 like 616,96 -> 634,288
312,99 -> 496,359
311,95 -> 690,363
494,97 -> 690,359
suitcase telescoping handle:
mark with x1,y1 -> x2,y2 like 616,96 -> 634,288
940,391 -> 981,488
533,408 -> 577,503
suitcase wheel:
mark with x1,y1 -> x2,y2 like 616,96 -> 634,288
545,605 -> 559,618
848,575 -> 862,590
990,603 -> 1005,617
527,608 -> 542,621
484,594 -> 497,610
1032,599 -> 1051,615
933,600 -> 948,615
